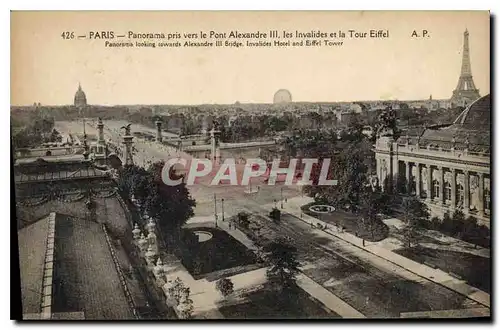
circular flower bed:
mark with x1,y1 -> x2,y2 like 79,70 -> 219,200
193,230 -> 213,242
309,205 -> 335,214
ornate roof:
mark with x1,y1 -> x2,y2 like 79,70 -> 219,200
453,94 -> 490,130
397,94 -> 490,152
74,83 -> 87,108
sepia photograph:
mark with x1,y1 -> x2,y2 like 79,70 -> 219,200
10,10 -> 491,321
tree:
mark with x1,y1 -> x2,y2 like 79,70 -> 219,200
167,277 -> 186,305
429,216 -> 441,230
441,212 -> 454,234
216,278 -> 234,297
12,115 -> 55,149
312,143 -> 368,212
359,187 -> 390,239
237,211 -> 250,229
143,161 -> 196,248
116,165 -> 150,206
462,215 -> 479,246
48,128 -> 62,142
451,210 -> 467,238
263,238 -> 301,292
177,292 -> 194,319
376,107 -> 399,139
400,196 -> 430,247
269,208 -> 281,222
117,162 -> 196,250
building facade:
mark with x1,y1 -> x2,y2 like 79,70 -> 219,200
374,94 -> 491,226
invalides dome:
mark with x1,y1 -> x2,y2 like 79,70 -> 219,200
74,83 -> 87,108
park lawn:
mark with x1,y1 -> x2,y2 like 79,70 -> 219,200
394,246 -> 490,294
219,286 -> 339,319
301,203 -> 389,242
178,227 -> 257,278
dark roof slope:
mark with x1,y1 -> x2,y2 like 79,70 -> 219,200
453,94 -> 491,130
18,213 -> 135,320
18,215 -> 51,314
52,214 -> 134,319
396,94 -> 491,152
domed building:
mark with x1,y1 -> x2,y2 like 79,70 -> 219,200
273,89 -> 292,104
375,94 -> 490,226
74,83 -> 87,109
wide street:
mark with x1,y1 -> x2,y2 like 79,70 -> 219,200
222,196 -> 485,318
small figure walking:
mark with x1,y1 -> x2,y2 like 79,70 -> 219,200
362,239 -> 365,247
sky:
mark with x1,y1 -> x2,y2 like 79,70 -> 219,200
11,11 -> 490,106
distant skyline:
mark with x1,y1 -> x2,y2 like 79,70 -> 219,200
11,11 -> 490,106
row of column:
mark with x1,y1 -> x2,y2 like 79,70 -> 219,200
402,161 -> 488,217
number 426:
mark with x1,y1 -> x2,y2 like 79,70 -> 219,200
61,32 -> 75,39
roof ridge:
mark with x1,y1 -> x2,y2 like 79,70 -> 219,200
453,94 -> 490,126
39,212 -> 56,320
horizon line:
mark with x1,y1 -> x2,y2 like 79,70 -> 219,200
10,97 -> 458,108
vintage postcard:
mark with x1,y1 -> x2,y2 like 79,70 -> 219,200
11,11 -> 491,320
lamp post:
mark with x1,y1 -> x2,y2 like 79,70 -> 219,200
214,193 -> 218,228
222,198 -> 225,222
281,187 -> 284,209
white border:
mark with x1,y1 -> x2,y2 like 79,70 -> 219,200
2,1 -> 498,330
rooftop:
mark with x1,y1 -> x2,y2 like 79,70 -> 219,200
18,213 -> 135,320
396,94 -> 491,152
18,215 -> 51,315
453,94 -> 490,130
14,157 -> 110,184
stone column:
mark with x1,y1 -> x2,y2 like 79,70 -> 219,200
145,244 -> 157,266
210,128 -> 221,165
426,164 -> 432,201
451,168 -> 456,210
392,158 -> 399,192
123,135 -> 134,165
438,166 -> 444,205
132,223 -> 141,240
415,163 -> 421,197
376,158 -> 381,184
405,161 -> 411,194
146,218 -> 158,254
464,171 -> 470,214
156,121 -> 163,143
148,231 -> 158,254
478,173 -> 485,217
154,258 -> 165,282
138,233 -> 148,252
97,118 -> 105,143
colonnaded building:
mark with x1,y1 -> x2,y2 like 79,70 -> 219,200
374,94 -> 491,226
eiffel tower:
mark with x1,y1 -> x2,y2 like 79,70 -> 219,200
450,29 -> 481,106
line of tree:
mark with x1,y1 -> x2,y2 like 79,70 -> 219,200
263,237 -> 301,295
116,160 -> 196,251
12,117 -> 60,149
